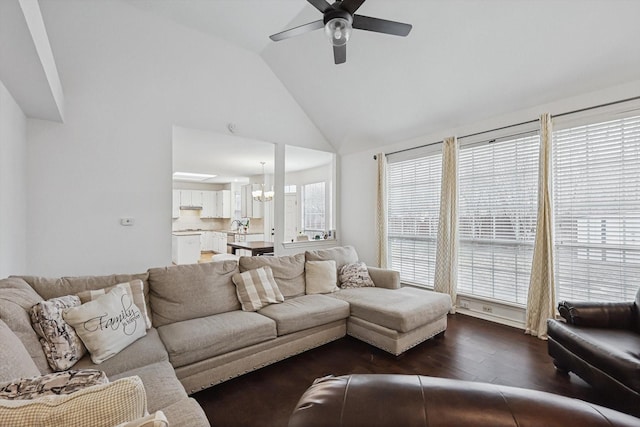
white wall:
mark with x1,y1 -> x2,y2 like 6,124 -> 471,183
341,79 -> 640,266
25,1 -> 332,276
0,79 -> 27,276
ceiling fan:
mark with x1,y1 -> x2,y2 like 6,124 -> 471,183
269,0 -> 412,65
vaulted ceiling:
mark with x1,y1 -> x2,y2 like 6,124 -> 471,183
127,0 -> 640,155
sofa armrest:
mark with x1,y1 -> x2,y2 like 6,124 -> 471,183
367,267 -> 400,290
557,300 -> 635,328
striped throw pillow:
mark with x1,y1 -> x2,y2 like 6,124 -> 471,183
232,266 -> 284,311
77,280 -> 152,329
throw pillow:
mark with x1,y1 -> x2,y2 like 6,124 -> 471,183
305,260 -> 339,294
63,287 -> 147,364
0,376 -> 147,427
339,262 -> 375,289
0,369 -> 108,400
232,266 -> 284,311
77,280 -> 152,329
30,295 -> 87,371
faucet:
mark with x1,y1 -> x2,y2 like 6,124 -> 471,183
230,219 -> 242,231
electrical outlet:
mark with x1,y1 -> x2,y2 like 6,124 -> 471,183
460,300 -> 470,309
482,305 -> 493,313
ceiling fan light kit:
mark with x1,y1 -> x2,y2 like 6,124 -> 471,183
270,0 -> 412,65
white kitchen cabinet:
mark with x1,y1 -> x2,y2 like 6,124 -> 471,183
245,233 -> 264,242
172,234 -> 201,265
172,190 -> 181,218
200,231 -> 214,252
216,190 -> 231,218
201,191 -> 216,218
213,232 -> 227,253
179,190 -> 203,208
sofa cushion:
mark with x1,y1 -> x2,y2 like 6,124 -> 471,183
73,328 -> 168,377
17,273 -> 150,302
63,287 -> 147,364
30,295 -> 87,371
0,277 -> 50,373
305,246 -> 359,266
157,311 -> 277,368
258,295 -> 350,336
148,261 -> 240,327
0,376 -> 147,427
77,279 -> 152,329
239,253 -> 306,298
109,361 -> 187,414
305,260 -> 339,294
0,319 -> 40,383
233,266 -> 285,311
0,369 -> 108,400
333,287 -> 452,333
161,397 -> 210,427
547,321 -> 640,392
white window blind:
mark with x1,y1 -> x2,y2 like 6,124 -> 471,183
458,133 -> 540,305
387,150 -> 442,286
553,114 -> 640,302
302,182 -> 325,233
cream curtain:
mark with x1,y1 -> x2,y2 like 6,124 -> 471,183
434,137 -> 458,313
375,153 -> 388,268
525,113 -> 556,339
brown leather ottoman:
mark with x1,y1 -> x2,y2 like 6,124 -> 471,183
288,374 -> 640,427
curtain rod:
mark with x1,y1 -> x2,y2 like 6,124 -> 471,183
373,94 -> 640,160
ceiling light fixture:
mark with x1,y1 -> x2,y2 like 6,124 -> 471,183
172,172 -> 217,182
324,12 -> 352,47
252,162 -> 274,202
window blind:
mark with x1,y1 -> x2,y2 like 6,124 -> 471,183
387,150 -> 442,286
553,114 -> 640,302
458,133 -> 540,305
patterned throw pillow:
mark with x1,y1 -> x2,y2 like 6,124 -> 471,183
232,266 -> 284,311
339,262 -> 375,289
115,411 -> 169,427
0,369 -> 108,400
77,280 -> 152,329
30,295 -> 87,371
63,287 -> 147,364
0,376 -> 147,427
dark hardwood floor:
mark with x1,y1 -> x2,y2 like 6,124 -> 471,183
194,314 -> 609,427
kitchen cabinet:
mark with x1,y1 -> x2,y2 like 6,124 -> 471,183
214,232 -> 227,253
179,190 -> 203,208
172,190 -> 180,218
172,234 -> 201,265
201,191 -> 216,218
200,190 -> 230,219
200,231 -> 214,252
216,190 -> 231,218
241,184 -> 263,218
200,231 -> 227,253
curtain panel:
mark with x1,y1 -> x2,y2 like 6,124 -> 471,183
434,137 -> 459,313
376,153 -> 388,268
525,113 -> 556,339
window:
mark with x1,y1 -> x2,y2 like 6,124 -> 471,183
302,182 -> 325,236
553,114 -> 640,302
458,133 -> 540,305
387,148 -> 442,286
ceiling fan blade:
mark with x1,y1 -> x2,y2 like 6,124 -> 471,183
269,20 -> 324,41
333,44 -> 346,64
307,0 -> 332,13
339,0 -> 366,15
352,15 -> 412,37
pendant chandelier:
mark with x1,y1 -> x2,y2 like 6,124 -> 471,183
252,162 -> 274,202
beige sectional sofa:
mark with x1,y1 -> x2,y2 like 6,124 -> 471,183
0,246 -> 451,426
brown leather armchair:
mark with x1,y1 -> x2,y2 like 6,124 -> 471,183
288,374 -> 640,427
547,289 -> 640,417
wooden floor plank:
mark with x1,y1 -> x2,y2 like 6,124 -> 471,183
193,314 -> 613,427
